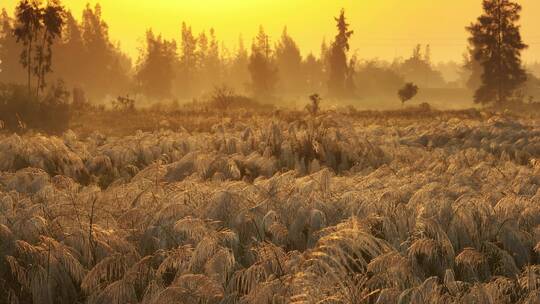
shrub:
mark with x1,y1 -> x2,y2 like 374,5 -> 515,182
306,93 -> 322,115
112,95 -> 136,112
0,81 -> 72,134
209,85 -> 269,112
210,86 -> 236,112
398,82 -> 419,105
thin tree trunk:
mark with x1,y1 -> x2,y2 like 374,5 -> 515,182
36,29 -> 48,97
27,37 -> 32,95
497,0 -> 503,105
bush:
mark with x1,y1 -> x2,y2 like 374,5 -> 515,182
207,85 -> 277,113
0,81 -> 72,134
112,95 -> 136,112
306,93 -> 322,115
398,82 -> 419,105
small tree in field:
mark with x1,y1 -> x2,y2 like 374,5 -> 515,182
398,83 -> 419,105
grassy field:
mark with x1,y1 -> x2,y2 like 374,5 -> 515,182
1,107 -> 540,303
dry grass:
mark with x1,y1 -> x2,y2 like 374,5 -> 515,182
1,108 -> 540,303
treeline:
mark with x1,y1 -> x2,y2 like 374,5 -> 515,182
0,5 -> 459,103
1,1 -> 540,106
0,4 -> 131,101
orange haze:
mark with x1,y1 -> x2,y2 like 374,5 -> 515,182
3,0 -> 540,62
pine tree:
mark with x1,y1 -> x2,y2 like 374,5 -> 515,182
467,0 -> 528,105
193,28 -> 222,91
136,30 -> 177,99
80,4 -> 131,99
177,22 -> 198,97
275,27 -> 302,96
320,38 -> 330,80
463,47 -> 483,91
53,11 -> 85,85
424,44 -> 431,64
412,44 -> 422,61
248,26 -> 278,100
81,4 -> 110,73
303,53 -> 324,93
197,31 -> 208,70
206,28 -> 221,85
192,30 -> 208,94
0,9 -> 26,83
228,35 -> 249,93
399,44 -> 445,88
327,9 -> 354,98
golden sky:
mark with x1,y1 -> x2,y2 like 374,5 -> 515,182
3,0 -> 540,63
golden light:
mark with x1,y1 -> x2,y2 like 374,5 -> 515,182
3,0 -> 540,62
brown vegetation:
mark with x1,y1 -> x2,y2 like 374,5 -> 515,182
0,108 -> 539,303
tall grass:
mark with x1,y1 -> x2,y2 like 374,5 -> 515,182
0,108 -> 539,303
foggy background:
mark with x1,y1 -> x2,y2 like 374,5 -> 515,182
1,0 -> 540,109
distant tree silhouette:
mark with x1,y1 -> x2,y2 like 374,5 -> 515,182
467,0 -> 528,105
177,22 -> 197,97
81,4 -> 108,64
356,60 -> 405,99
303,53 -> 324,93
0,9 -> 26,83
227,35 -> 250,92
424,44 -> 431,64
462,48 -> 483,91
3,3 -> 131,100
275,27 -> 302,96
195,28 -> 221,93
320,38 -> 329,72
13,0 -> 65,96
35,0 -> 65,94
206,29 -> 221,85
136,30 -> 177,99
197,30 -> 208,70
80,4 -> 131,99
345,55 -> 357,95
13,0 -> 42,94
327,9 -> 354,98
53,11 -> 85,84
248,26 -> 278,100
398,44 -> 445,88
412,44 -> 422,61
398,82 -> 419,105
